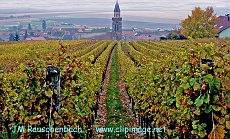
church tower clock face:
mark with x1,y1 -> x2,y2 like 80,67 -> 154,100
112,1 -> 122,41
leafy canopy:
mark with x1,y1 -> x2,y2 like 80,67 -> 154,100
180,7 -> 219,39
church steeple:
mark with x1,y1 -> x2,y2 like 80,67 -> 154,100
114,1 -> 120,12
112,1 -> 122,40
113,1 -> 121,18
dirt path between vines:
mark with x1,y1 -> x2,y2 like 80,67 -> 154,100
91,45 -> 116,139
92,45 -> 144,139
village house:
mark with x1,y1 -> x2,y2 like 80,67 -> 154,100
25,37 -> 46,41
0,32 -> 10,42
216,15 -> 230,38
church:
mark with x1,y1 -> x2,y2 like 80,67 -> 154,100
112,1 -> 122,40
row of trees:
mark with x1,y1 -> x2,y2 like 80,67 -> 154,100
9,33 -> 19,41
9,31 -> 29,41
8,20 -> 46,41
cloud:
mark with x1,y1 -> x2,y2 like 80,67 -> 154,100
0,0 -> 229,23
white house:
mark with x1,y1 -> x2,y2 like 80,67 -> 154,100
216,15 -> 230,38
219,26 -> 230,38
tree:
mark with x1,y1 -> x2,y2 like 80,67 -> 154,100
24,30 -> 28,40
13,26 -> 17,32
167,31 -> 180,40
9,33 -> 15,41
42,20 -> 46,30
28,23 -> 32,30
14,32 -> 19,41
18,23 -> 23,31
180,7 -> 219,39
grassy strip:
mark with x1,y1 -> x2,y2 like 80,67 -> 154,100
104,48 -> 132,139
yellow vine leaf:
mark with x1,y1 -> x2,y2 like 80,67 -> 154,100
89,55 -> 94,62
226,121 -> 230,129
32,115 -> 43,120
208,125 -> 226,139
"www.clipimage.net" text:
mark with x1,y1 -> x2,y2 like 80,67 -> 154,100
95,126 -> 166,134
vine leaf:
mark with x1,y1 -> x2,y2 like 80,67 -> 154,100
203,74 -> 213,83
32,115 -> 42,120
193,82 -> 200,91
208,125 -> 226,139
182,82 -> 190,90
202,94 -> 210,103
201,64 -> 210,71
212,77 -> 221,89
203,105 -> 212,113
189,78 -> 196,86
212,105 -> 221,111
45,89 -> 53,98
226,121 -> 230,129
194,108 -> 200,115
195,95 -> 203,107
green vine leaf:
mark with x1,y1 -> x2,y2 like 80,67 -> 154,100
195,95 -> 203,107
203,104 -> 212,113
189,78 -> 196,86
202,94 -> 210,104
203,74 -> 213,83
182,82 -> 190,90
212,77 -> 220,89
45,89 -> 53,98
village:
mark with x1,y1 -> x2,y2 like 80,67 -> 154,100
0,18 -> 173,42
0,12 -> 229,42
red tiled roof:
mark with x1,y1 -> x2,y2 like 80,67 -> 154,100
122,31 -> 136,37
78,28 -> 84,33
139,34 -> 160,40
0,32 -> 10,36
216,16 -> 230,33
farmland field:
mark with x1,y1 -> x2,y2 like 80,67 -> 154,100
0,38 -> 230,139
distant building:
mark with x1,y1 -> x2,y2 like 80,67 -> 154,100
122,31 -> 136,37
61,35 -> 74,40
216,15 -> 230,38
52,31 -> 63,38
25,37 -> 46,41
0,32 -> 10,42
75,32 -> 106,40
122,31 -> 137,41
78,28 -> 84,33
47,36 -> 59,40
0,36 -> 9,42
112,1 -> 122,40
219,26 -> 230,38
139,34 -> 161,41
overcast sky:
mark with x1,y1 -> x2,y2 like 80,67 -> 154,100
0,0 -> 229,23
